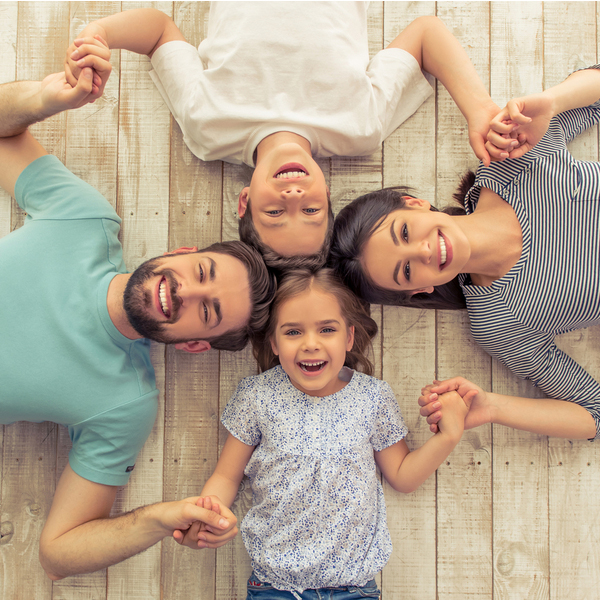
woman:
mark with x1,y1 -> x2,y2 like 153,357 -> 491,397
329,65 -> 600,441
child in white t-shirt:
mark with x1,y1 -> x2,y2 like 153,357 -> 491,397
66,3 -> 500,270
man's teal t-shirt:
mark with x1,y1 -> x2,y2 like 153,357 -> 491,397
0,155 -> 159,486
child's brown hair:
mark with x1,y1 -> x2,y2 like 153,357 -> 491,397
253,268 -> 378,375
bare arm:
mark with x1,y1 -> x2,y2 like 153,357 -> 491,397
39,465 -> 236,580
388,16 -> 501,165
376,390 -> 467,494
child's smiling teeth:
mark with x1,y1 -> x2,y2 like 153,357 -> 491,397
299,360 -> 327,372
275,170 -> 306,179
439,233 -> 447,267
159,279 -> 170,317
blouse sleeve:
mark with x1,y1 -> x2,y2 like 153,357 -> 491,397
370,380 -> 408,451
221,377 -> 262,446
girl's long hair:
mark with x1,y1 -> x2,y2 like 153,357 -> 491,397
253,269 -> 378,376
328,174 -> 475,310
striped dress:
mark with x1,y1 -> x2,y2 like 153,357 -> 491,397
459,78 -> 600,438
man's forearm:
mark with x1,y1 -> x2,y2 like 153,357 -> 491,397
0,80 -> 47,137
40,503 -> 170,580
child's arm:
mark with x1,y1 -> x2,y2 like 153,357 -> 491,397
487,67 -> 600,159
387,16 -> 507,166
375,390 -> 468,494
175,434 -> 255,549
64,9 -> 186,97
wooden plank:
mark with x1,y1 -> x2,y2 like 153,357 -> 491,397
488,4 -> 549,600
1,4 -> 70,600
381,3 -> 438,599
544,5 -> 600,598
436,6 -> 493,598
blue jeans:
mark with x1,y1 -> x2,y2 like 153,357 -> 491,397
246,572 -> 381,600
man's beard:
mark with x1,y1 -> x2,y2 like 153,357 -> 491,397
123,256 -> 180,343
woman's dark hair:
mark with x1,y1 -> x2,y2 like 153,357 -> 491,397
253,268 -> 378,375
328,175 -> 475,310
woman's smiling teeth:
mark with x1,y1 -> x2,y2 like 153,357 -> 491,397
439,233 -> 447,267
159,278 -> 170,318
299,360 -> 327,372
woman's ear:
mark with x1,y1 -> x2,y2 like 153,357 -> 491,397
270,337 -> 279,356
409,286 -> 434,296
403,197 -> 431,211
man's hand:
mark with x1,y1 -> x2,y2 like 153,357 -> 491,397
65,33 -> 112,98
171,496 -> 238,550
39,69 -> 98,116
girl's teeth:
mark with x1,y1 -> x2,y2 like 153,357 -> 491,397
439,234 -> 447,266
300,361 -> 325,372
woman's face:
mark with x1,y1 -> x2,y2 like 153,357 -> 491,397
360,198 -> 470,293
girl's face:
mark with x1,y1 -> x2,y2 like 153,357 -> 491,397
361,198 -> 470,293
270,287 -> 355,397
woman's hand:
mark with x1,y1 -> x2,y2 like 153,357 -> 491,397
467,100 -> 516,166
485,92 -> 555,160
419,377 -> 492,433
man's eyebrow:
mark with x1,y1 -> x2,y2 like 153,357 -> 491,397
390,220 -> 399,245
209,258 -> 216,280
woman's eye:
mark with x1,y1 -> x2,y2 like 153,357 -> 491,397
401,223 -> 408,242
199,264 -> 204,282
403,262 -> 411,282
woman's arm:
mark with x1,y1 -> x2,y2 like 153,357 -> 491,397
387,16 -> 503,165
376,390 -> 467,494
487,67 -> 600,159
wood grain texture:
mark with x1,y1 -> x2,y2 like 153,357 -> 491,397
1,3 -> 600,600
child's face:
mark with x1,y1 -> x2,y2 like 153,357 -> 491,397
239,143 -> 330,256
270,287 -> 355,397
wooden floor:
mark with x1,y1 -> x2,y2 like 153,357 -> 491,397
1,2 -> 600,599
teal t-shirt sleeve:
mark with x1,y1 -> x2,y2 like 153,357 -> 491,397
68,390 -> 159,486
14,154 -> 121,223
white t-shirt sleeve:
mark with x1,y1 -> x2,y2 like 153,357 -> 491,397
149,41 -> 206,157
367,47 -> 433,141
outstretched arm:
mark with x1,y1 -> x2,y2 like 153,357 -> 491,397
375,390 -> 468,494
487,67 -> 600,159
387,16 -> 503,166
39,465 -> 236,580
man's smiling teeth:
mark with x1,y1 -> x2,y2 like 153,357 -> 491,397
299,361 -> 326,372
159,279 -> 170,317
275,170 -> 306,179
439,234 -> 447,266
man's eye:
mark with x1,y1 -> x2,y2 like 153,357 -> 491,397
401,223 -> 408,242
203,304 -> 208,323
403,262 -> 411,282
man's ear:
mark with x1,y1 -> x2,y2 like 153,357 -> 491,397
408,286 -> 434,296
174,340 -> 212,354
238,188 -> 250,217
164,246 -> 198,256
402,197 -> 431,211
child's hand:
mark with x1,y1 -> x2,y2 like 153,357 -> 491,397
65,31 -> 112,98
485,92 -> 555,161
436,390 -> 469,441
172,496 -> 238,549
419,377 -> 491,433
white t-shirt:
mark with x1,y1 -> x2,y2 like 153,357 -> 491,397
149,1 -> 433,167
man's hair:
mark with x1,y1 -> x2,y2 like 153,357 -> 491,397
198,240 -> 276,351
238,194 -> 334,276
328,181 -> 471,310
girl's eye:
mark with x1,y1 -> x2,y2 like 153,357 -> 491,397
401,223 -> 408,242
321,327 -> 336,334
284,329 -> 300,336
403,262 -> 411,282
266,210 -> 283,216
304,208 -> 318,214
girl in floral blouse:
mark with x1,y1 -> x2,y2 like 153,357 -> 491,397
188,269 -> 467,600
